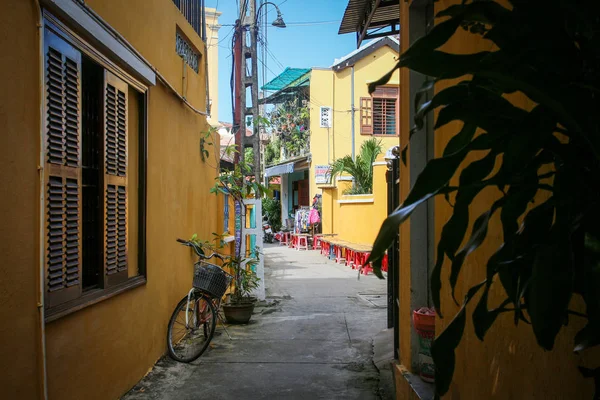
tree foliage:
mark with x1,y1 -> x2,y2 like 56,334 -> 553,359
367,0 -> 600,396
265,99 -> 310,162
330,138 -> 383,194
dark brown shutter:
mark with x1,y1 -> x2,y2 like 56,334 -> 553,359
372,87 -> 399,135
44,31 -> 83,308
103,71 -> 129,286
360,97 -> 372,135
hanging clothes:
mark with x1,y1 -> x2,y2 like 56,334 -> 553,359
308,208 -> 320,225
294,208 -> 310,233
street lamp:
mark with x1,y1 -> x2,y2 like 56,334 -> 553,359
255,1 -> 286,28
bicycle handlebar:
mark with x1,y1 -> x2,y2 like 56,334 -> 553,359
176,238 -> 226,262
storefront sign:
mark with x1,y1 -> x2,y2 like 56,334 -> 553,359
315,165 -> 332,184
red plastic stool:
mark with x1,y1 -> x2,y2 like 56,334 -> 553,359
279,232 -> 290,246
322,241 -> 330,256
314,235 -> 322,250
361,252 -> 373,275
335,245 -> 346,264
346,249 -> 354,268
296,235 -> 308,251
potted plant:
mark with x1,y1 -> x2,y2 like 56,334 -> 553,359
220,252 -> 261,324
207,155 -> 267,324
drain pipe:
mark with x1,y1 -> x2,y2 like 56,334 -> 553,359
33,0 -> 49,398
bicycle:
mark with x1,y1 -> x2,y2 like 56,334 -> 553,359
166,238 -> 233,363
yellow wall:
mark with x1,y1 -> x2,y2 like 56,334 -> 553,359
309,44 -> 400,200
0,1 -> 44,398
396,0 -> 599,398
321,163 -> 388,245
0,0 -> 220,399
398,0 -> 413,374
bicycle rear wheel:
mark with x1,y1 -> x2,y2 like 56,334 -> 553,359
167,291 -> 217,362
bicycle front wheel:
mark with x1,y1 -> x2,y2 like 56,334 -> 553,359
167,292 -> 217,362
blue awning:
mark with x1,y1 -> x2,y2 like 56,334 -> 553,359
261,68 -> 311,91
265,162 -> 294,177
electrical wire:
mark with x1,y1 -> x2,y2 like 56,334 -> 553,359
222,19 -> 340,27
209,25 -> 234,48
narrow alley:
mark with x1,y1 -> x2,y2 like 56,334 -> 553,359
123,245 -> 389,400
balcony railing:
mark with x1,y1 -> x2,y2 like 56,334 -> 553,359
172,0 -> 206,40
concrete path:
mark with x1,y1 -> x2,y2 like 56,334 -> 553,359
123,244 -> 389,400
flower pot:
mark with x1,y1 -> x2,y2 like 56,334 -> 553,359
223,302 -> 255,324
412,307 -> 435,383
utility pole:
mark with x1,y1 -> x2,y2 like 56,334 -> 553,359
233,16 -> 243,165
235,1 -> 283,183
249,0 -> 262,187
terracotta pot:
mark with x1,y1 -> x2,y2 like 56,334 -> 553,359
223,302 -> 255,324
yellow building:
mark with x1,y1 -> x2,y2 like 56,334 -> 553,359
310,37 -> 400,244
309,37 -> 400,199
339,1 -> 598,399
0,0 -> 223,398
261,41 -> 399,243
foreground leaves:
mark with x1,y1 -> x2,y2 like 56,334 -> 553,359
368,0 -> 600,396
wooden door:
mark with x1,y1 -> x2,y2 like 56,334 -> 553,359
297,179 -> 309,206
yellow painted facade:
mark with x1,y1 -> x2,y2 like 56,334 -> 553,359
309,41 -> 400,245
309,43 -> 400,199
394,0 -> 599,398
0,0 -> 220,399
321,163 -> 388,245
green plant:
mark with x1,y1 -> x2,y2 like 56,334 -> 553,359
367,0 -> 600,397
329,138 -> 383,194
266,99 -> 310,160
244,147 -> 254,167
207,149 -> 267,303
199,126 -> 216,163
264,135 -> 281,165
262,197 -> 282,232
190,234 -> 260,302
237,254 -> 261,299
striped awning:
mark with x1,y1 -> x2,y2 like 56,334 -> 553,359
265,162 -> 294,177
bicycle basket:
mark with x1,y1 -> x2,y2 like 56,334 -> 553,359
193,261 -> 232,298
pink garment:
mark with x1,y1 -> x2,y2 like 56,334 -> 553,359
308,208 -> 320,224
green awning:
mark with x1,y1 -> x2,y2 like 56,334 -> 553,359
261,68 -> 311,91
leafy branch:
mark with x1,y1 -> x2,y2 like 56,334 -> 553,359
367,0 -> 600,397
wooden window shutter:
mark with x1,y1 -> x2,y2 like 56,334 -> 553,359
372,87 -> 399,135
360,97 -> 372,135
43,31 -> 83,308
103,71 -> 129,286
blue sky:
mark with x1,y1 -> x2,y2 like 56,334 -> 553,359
205,0 -> 357,122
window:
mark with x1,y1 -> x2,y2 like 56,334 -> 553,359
176,32 -> 200,73
43,20 -> 146,318
360,87 -> 399,136
319,106 -> 332,128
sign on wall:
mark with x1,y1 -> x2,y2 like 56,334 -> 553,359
234,201 -> 242,256
315,165 -> 332,184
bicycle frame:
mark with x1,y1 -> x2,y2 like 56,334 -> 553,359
184,288 -> 225,329
177,238 -> 233,338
